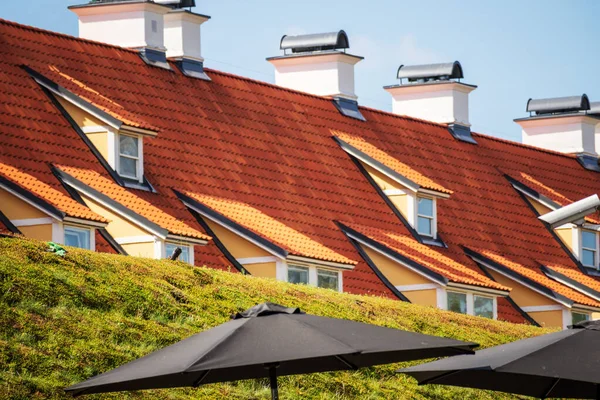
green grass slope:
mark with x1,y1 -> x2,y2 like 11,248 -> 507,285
0,237 -> 551,399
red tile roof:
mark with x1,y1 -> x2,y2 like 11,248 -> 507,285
2,18 -> 600,310
496,297 -> 532,325
95,230 -> 119,254
0,162 -> 106,223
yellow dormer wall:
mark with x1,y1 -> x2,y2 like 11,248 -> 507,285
363,164 -> 411,217
486,269 -> 564,328
0,188 -> 53,241
81,195 -> 155,258
56,98 -> 112,162
203,219 -> 277,278
361,245 -> 437,307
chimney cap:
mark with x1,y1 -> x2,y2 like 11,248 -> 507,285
526,94 -> 590,116
589,101 -> 600,115
280,30 -> 349,54
397,61 -> 463,83
83,0 -> 195,8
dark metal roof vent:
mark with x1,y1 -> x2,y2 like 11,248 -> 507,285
397,61 -> 463,84
526,94 -> 590,116
332,97 -> 365,121
280,30 -> 349,54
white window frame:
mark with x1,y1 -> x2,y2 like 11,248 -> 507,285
116,132 -> 144,183
443,289 -> 497,320
163,241 -> 194,265
579,229 -> 599,269
63,224 -> 95,251
416,195 -> 437,238
286,263 -> 342,292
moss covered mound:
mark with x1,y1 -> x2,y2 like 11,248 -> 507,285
0,238 -> 550,399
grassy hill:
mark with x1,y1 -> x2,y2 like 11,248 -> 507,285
0,237 -> 551,399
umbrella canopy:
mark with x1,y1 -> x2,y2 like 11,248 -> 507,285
66,303 -> 476,398
400,320 -> 600,399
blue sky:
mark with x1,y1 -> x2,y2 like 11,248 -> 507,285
2,0 -> 599,141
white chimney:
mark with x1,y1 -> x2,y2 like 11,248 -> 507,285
384,61 -> 476,127
515,95 -> 599,155
266,31 -> 363,100
163,9 -> 209,61
69,1 -> 170,51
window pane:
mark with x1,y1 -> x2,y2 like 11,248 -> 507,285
64,227 -> 90,250
119,135 -> 138,157
582,249 -> 596,267
317,269 -> 339,291
582,231 -> 597,249
474,296 -> 493,319
572,312 -> 590,325
417,197 -> 434,217
447,292 -> 467,314
288,266 -> 309,285
119,156 -> 138,178
165,243 -> 190,263
417,216 -> 432,236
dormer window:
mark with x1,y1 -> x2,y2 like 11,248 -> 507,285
287,264 -> 341,291
118,133 -> 143,182
165,242 -> 192,264
64,225 -> 94,250
417,196 -> 435,237
581,230 -> 598,268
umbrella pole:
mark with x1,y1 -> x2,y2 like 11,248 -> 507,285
269,366 -> 278,400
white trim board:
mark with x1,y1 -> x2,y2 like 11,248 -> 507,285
115,235 -> 156,245
11,217 -> 54,227
395,283 -> 440,292
521,305 -> 564,313
237,256 -> 278,265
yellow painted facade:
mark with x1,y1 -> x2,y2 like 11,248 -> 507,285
19,224 -> 53,241
0,188 -> 48,220
244,262 -> 277,278
87,131 -> 109,157
361,163 -> 411,219
57,98 -> 112,162
528,310 -> 564,328
82,195 -> 147,238
404,289 -> 437,307
555,227 -> 573,250
122,241 -> 155,258
527,197 -> 553,216
363,246 -> 432,286
488,270 -> 556,307
204,219 -> 271,258
82,195 -> 156,258
58,98 -> 106,128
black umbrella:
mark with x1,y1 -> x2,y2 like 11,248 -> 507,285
66,302 -> 477,399
400,319 -> 600,399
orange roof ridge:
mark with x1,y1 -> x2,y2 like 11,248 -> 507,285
0,17 -> 139,54
474,130 -> 579,160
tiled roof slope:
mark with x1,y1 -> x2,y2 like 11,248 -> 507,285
2,18 -> 600,307
334,131 -> 452,194
0,162 -> 106,223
